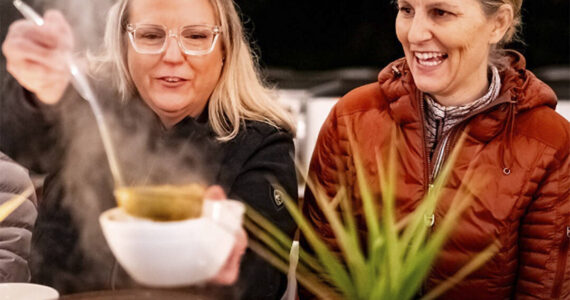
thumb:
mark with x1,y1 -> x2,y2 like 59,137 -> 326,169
204,185 -> 226,201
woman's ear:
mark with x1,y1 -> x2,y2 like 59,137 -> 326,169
489,4 -> 514,44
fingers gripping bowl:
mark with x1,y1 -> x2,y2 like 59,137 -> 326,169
100,185 -> 245,287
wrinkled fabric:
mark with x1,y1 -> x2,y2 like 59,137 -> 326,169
0,152 -> 37,282
303,51 -> 570,300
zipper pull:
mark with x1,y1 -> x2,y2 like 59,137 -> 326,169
425,184 -> 435,227
424,213 -> 435,227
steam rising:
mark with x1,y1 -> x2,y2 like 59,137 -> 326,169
25,0 -> 214,290
34,0 -> 114,51
55,95 -> 209,289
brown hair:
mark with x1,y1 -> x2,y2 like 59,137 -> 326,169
477,0 -> 524,69
478,0 -> 523,44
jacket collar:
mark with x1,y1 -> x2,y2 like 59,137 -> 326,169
377,50 -> 558,143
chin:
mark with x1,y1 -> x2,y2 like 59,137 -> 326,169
413,78 -> 444,96
149,96 -> 189,111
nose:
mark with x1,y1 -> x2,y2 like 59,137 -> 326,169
162,33 -> 184,63
407,14 -> 432,44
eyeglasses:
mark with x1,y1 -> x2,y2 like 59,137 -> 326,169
126,24 -> 221,56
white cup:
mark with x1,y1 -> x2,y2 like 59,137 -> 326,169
99,199 -> 245,287
0,283 -> 59,300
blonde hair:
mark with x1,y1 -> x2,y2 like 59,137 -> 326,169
90,0 -> 296,141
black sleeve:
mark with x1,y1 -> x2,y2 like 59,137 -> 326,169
0,75 -> 66,174
228,128 -> 297,235
223,124 -> 298,299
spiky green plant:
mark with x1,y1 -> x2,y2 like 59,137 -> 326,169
245,131 -> 499,299
0,187 -> 34,222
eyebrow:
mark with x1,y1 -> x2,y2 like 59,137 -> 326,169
397,0 -> 461,11
426,1 -> 461,11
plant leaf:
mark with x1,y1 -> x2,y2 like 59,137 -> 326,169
0,186 -> 33,222
420,240 -> 500,300
282,192 -> 357,298
247,238 -> 343,300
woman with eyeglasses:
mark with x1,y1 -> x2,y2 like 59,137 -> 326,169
302,0 -> 569,299
1,0 -> 296,298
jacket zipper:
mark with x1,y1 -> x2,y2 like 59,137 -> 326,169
417,90 -> 462,295
417,90 -> 431,297
424,133 -> 449,226
551,226 -> 570,298
431,133 -> 450,182
404,70 -> 515,297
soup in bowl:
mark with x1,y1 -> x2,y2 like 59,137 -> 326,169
114,184 -> 205,221
100,186 -> 245,287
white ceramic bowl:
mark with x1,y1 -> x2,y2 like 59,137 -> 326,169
0,283 -> 59,300
100,199 -> 245,287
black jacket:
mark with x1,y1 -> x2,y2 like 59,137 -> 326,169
0,76 -> 297,298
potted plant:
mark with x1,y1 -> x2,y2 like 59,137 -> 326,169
244,133 -> 499,299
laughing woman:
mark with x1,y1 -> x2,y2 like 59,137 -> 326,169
1,0 -> 296,298
303,0 -> 569,299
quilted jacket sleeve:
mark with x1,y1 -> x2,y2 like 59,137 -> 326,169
0,153 -> 38,282
302,104 -> 343,254
515,144 -> 570,299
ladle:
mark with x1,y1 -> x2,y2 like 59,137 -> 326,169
13,1 -> 208,221
13,0 -> 125,187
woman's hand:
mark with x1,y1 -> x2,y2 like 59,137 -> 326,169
203,185 -> 248,285
1,10 -> 73,105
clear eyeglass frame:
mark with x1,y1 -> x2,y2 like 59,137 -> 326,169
126,23 -> 222,56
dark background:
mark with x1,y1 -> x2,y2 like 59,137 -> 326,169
234,0 -> 569,71
1,0 -> 569,81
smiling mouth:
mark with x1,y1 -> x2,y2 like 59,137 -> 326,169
414,52 -> 448,67
158,77 -> 188,84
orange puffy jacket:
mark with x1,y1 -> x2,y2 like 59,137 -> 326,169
303,51 -> 570,299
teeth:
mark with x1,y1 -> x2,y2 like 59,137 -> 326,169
164,77 -> 181,83
414,52 -> 446,67
415,52 -> 445,60
420,60 -> 440,66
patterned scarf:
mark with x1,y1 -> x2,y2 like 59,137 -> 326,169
424,65 -> 501,157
